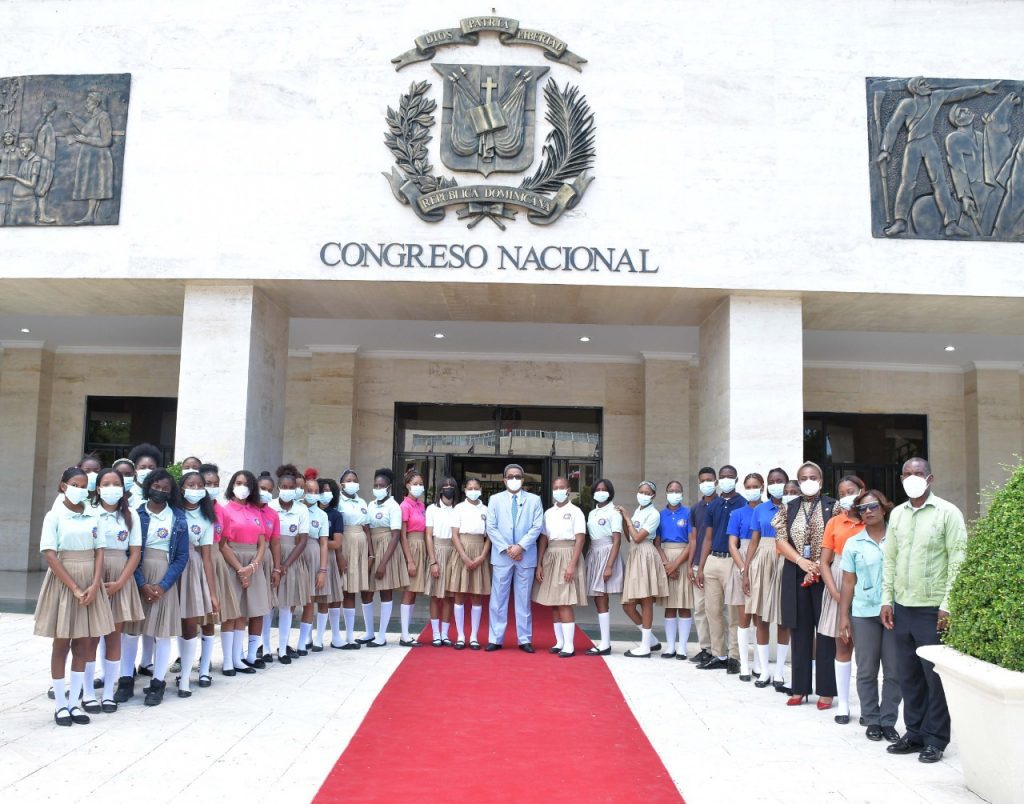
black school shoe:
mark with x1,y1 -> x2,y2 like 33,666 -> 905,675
143,679 -> 166,706
68,706 -> 90,725
689,648 -> 712,664
866,725 -> 883,741
113,676 -> 135,703
918,745 -> 944,764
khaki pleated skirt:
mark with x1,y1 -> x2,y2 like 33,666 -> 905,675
532,541 -> 587,606
276,535 -> 310,609
370,527 -> 409,591
34,550 -> 115,639
178,543 -> 213,619
405,532 -> 429,594
769,555 -> 786,625
263,543 -> 277,608
725,540 -> 751,606
621,540 -> 669,605
210,546 -> 241,623
300,537 -> 323,600
322,541 -> 345,602
586,538 -> 624,596
745,538 -> 779,618
817,558 -> 845,637
227,543 -> 271,620
661,543 -> 693,609
134,551 -> 182,638
427,540 -> 454,598
103,550 -> 144,625
447,533 -> 491,595
341,525 -> 370,593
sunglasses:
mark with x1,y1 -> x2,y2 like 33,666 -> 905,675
855,502 -> 881,514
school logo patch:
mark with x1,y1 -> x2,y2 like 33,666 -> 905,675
117,529 -> 128,542
289,524 -> 297,534
563,512 -> 572,519
214,524 -> 223,538
155,527 -> 169,539
360,508 -> 368,514
632,520 -> 640,528
678,520 -> 687,529
598,518 -> 607,526
91,527 -> 98,540
312,519 -> 321,529
376,512 -> 384,520
191,524 -> 202,535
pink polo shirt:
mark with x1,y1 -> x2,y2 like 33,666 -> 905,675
400,496 -> 426,532
219,501 -> 266,545
260,506 -> 281,540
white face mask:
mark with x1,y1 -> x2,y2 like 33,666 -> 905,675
136,468 -> 153,484
99,486 -> 124,506
902,475 -> 929,499
206,486 -> 221,499
233,484 -> 250,500
552,489 -> 569,504
465,489 -> 482,501
123,476 -> 135,492
839,493 -> 859,511
592,490 -> 610,504
343,482 -> 360,496
305,492 -> 319,505
766,483 -> 786,500
698,481 -> 716,497
782,494 -> 799,505
717,478 -> 737,494
183,488 -> 208,504
636,493 -> 653,507
666,492 -> 683,506
278,488 -> 298,503
65,485 -> 90,505
86,472 -> 98,491
408,484 -> 424,498
742,487 -> 763,503
505,477 -> 523,493
258,489 -> 273,504
373,488 -> 389,501
318,491 -> 333,506
799,479 -> 821,497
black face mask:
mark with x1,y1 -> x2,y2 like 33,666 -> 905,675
440,487 -> 456,499
148,489 -> 171,504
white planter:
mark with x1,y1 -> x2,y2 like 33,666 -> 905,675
918,644 -> 1024,804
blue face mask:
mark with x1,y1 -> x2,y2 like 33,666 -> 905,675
318,492 -> 333,506
123,476 -> 135,492
305,493 -> 319,505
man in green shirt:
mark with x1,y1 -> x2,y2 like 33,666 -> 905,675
881,458 -> 967,765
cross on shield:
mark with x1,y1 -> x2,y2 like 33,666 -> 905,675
432,63 -> 549,177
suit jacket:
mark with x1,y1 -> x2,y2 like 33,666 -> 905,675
485,489 -> 544,568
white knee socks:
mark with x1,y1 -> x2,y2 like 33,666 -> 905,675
246,634 -> 260,663
298,621 -> 312,651
757,644 -> 771,682
736,627 -> 750,675
200,635 -> 214,677
329,608 -> 342,646
96,635 -> 106,680
277,609 -> 293,655
665,617 -> 678,655
103,659 -> 119,702
376,601 -> 393,644
178,637 -> 198,691
553,622 -> 564,650
470,605 -> 482,643
835,660 -> 852,716
261,614 -> 272,653
120,634 -> 139,678
440,621 -> 450,640
453,604 -> 465,642
679,617 -> 693,658
637,627 -> 652,655
153,638 -> 171,682
343,607 -> 356,644
68,671 -> 84,710
232,629 -> 245,668
52,677 -> 67,712
221,630 -> 235,671
774,642 -> 789,683
82,661 -> 97,703
314,612 -> 328,647
140,635 -> 155,670
401,604 -> 414,640
561,622 -> 576,654
431,618 -> 441,641
597,612 -> 611,650
361,602 -> 375,640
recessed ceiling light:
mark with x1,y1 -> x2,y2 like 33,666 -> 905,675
579,336 -> 591,343
944,344 -> 956,352
434,332 -> 445,339
19,328 -> 30,333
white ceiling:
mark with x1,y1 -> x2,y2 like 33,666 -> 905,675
1,314 -> 1022,370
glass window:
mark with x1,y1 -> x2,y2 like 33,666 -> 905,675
84,396 -> 176,466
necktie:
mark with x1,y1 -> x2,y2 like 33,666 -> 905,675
511,494 -> 518,535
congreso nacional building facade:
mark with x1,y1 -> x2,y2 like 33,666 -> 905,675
2,1 -> 1023,569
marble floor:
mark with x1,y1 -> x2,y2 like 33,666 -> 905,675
0,612 -> 979,803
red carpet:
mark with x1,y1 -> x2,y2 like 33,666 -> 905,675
315,601 -> 682,803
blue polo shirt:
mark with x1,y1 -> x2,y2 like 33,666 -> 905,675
726,504 -> 756,541
705,494 -> 746,554
690,496 -> 716,558
841,528 -> 887,617
659,505 -> 690,543
751,499 -> 780,538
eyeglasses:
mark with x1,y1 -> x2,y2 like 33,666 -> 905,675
855,502 -> 881,514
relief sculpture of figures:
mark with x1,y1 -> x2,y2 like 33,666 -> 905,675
867,76 -> 1024,241
0,73 -> 130,227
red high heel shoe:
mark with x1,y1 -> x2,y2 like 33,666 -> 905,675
787,694 -> 808,706
816,697 -> 834,710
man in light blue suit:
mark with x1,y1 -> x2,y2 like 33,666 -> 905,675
484,463 -> 544,652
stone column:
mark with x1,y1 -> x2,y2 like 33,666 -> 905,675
964,362 -> 1024,515
642,354 -> 693,485
0,343 -> 55,569
308,347 -> 359,480
697,295 -> 804,475
175,283 -> 288,475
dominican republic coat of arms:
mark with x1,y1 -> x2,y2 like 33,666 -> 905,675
383,16 -> 595,229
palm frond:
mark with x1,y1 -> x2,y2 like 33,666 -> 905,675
520,79 -> 595,194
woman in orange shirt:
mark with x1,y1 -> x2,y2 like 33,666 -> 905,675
818,474 -> 866,724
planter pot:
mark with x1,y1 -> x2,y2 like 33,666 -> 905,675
917,644 -> 1024,804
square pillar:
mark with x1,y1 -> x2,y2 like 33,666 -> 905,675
697,295 -> 804,475
0,343 -> 55,569
964,362 -> 1024,515
175,284 -> 288,475
308,348 -> 358,479
642,354 -> 693,485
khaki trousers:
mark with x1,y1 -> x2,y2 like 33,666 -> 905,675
692,582 -> 711,651
703,555 -> 737,659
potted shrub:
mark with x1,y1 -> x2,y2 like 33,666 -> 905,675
917,460 -> 1024,804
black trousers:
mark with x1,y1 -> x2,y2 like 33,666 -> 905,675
893,603 -> 950,749
781,560 -> 837,697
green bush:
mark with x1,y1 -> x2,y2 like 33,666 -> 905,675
167,462 -> 183,483
945,460 -> 1024,672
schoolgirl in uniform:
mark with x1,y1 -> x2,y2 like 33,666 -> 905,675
199,464 -> 235,683
316,477 -> 346,649
92,469 -> 142,712
299,471 -> 330,651
398,471 -> 428,647
269,465 -> 310,662
425,476 -> 459,646
177,470 -> 218,696
726,472 -> 764,681
365,468 -> 409,647
180,456 -> 203,473
657,480 -> 692,660
618,481 -> 669,657
130,469 -> 189,706
112,458 -> 137,501
34,467 -> 114,725
533,477 -> 587,657
127,442 -> 162,512
219,470 -> 271,675
254,472 -> 282,663
449,476 -> 491,650
744,468 -> 790,688
338,469 -> 372,648
584,478 -> 623,656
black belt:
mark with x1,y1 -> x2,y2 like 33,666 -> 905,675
711,551 -> 730,558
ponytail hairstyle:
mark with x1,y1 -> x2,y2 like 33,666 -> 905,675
276,463 -> 301,482
304,467 -> 320,482
92,467 -> 132,530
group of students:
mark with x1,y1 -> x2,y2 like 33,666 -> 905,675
35,446 -> 966,765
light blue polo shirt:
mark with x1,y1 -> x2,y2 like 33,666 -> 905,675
840,528 -> 887,618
